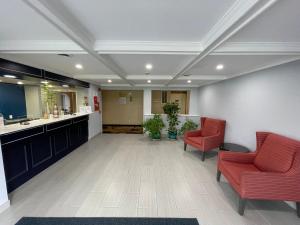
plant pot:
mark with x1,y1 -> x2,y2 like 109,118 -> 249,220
150,132 -> 161,140
168,130 -> 177,140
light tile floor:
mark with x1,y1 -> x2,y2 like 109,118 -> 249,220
0,134 -> 298,225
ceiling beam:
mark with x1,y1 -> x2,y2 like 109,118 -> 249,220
2,40 -> 300,55
94,41 -> 202,55
23,0 -> 134,86
167,0 -> 279,85
213,42 -> 300,55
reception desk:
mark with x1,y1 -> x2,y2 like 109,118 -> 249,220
0,113 -> 90,192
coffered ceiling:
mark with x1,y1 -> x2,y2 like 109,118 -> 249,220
0,0 -> 299,88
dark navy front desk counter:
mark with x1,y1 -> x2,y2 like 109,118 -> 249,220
0,115 -> 89,193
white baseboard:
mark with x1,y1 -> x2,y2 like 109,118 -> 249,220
0,200 -> 10,213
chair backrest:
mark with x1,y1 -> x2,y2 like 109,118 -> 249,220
200,117 -> 226,138
254,133 -> 300,173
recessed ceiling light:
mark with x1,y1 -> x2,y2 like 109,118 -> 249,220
108,79 -> 112,83
17,81 -> 24,85
48,85 -> 53,88
216,64 -> 224,70
41,80 -> 49,84
75,64 -> 83,69
145,64 -> 153,70
4,75 -> 16,79
147,80 -> 151,83
187,80 -> 192,83
62,84 -> 69,88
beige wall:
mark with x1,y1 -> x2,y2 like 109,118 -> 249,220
102,90 -> 143,125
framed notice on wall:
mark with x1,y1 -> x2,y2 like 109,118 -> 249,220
118,97 -> 127,104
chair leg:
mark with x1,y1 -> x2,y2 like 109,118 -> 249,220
216,170 -> 221,182
201,152 -> 206,161
238,197 -> 247,216
296,202 -> 300,218
184,143 -> 187,151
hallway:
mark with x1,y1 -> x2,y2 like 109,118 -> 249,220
0,134 -> 298,225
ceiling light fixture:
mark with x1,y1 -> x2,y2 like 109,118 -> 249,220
17,81 -> 24,85
187,80 -> 192,83
75,64 -> 83,69
41,80 -> 49,84
4,75 -> 16,79
108,79 -> 112,83
216,64 -> 224,70
145,64 -> 153,70
147,80 -> 151,83
62,84 -> 69,88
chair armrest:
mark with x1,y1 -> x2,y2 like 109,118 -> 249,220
218,151 -> 257,163
240,171 -> 300,198
202,134 -> 223,150
184,129 -> 202,138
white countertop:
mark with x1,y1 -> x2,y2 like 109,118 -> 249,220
0,112 -> 91,136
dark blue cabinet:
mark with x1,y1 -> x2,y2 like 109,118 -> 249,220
0,58 -> 42,78
30,134 -> 52,169
2,141 -> 29,191
1,115 -> 89,193
0,58 -> 89,88
69,116 -> 89,150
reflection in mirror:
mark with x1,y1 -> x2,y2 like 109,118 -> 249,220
41,84 -> 77,119
0,74 -> 87,125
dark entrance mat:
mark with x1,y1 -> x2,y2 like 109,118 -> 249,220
15,217 -> 199,225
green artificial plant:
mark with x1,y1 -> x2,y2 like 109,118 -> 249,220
163,102 -> 180,139
143,114 -> 165,140
179,119 -> 198,136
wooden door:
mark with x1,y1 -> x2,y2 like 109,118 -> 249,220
170,92 -> 187,114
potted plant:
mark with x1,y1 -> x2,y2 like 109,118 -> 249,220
179,119 -> 198,136
163,102 -> 180,140
143,114 -> 165,140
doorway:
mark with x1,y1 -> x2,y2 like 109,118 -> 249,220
102,90 -> 143,134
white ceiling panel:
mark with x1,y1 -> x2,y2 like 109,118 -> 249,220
0,0 -> 68,40
85,78 -> 127,85
57,0 -> 235,41
0,53 -> 114,77
229,0 -> 300,42
109,54 -> 195,75
170,79 -> 209,86
187,55 -> 299,77
133,79 -> 168,85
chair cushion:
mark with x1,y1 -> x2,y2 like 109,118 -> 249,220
187,137 -> 203,145
201,119 -> 220,136
221,161 -> 260,185
254,134 -> 297,173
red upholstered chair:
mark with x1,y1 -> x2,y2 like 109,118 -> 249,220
217,132 -> 300,217
184,117 -> 226,161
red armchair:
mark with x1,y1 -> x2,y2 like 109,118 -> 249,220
184,117 -> 226,161
217,132 -> 300,217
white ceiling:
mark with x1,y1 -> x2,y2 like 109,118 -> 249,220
187,55 -> 299,77
0,53 -> 113,76
109,54 -> 195,75
57,0 -> 235,42
0,0 -> 299,88
0,0 -> 67,40
229,0 -> 300,42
